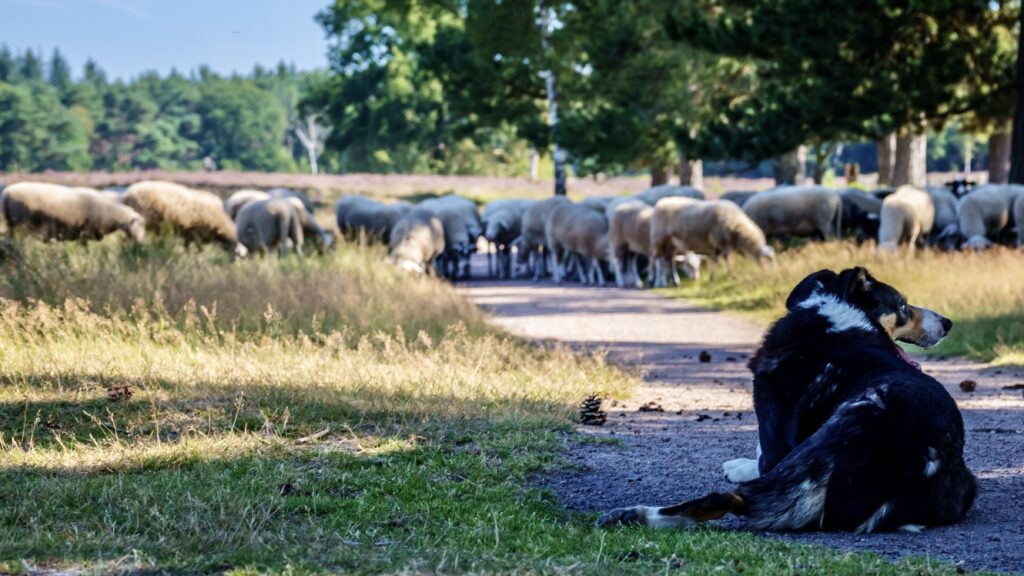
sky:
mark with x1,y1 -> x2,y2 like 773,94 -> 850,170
0,0 -> 331,80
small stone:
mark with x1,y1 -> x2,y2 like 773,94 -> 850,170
698,351 -> 712,363
958,379 -> 977,393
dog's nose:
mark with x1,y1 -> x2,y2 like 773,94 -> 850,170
941,317 -> 953,332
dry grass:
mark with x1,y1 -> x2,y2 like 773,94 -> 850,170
660,241 -> 1024,363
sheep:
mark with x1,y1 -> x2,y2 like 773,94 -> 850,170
481,199 -> 534,279
719,190 -> 758,207
225,189 -> 270,220
1,181 -> 145,243
234,198 -> 304,257
418,196 -> 482,279
123,180 -> 238,249
607,200 -> 656,288
634,184 -> 705,206
742,185 -> 842,240
544,201 -> 610,285
98,188 -> 127,204
1014,193 -> 1024,247
279,196 -> 335,253
923,186 -> 960,250
956,184 -> 1024,250
877,186 -> 936,252
512,195 -> 572,280
268,187 -> 317,213
335,195 -> 413,243
651,198 -> 774,286
388,207 -> 446,274
580,195 -> 618,213
838,188 -> 883,242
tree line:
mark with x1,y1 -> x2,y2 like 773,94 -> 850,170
0,46 -> 330,174
306,0 -> 1020,190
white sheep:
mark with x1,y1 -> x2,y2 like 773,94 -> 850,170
335,195 -> 413,243
388,207 -> 446,275
482,198 -> 534,279
607,199 -> 655,287
234,198 -> 304,257
225,189 -> 270,220
579,195 -> 618,213
513,195 -> 572,280
1014,193 -> 1024,247
877,186 -> 936,252
544,201 -> 610,285
957,184 -> 1024,250
124,180 -> 238,249
634,185 -> 705,206
1,181 -> 145,243
651,198 -> 774,285
418,196 -> 482,279
742,185 -> 842,240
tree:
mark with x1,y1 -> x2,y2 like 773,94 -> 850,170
48,48 -> 72,97
0,46 -> 14,83
197,78 -> 295,172
292,112 -> 330,175
667,0 -> 1017,176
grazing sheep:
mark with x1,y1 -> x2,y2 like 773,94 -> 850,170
742,185 -> 842,240
124,180 -> 238,249
225,189 -> 270,220
719,190 -> 758,207
838,188 -> 883,242
607,200 -> 656,287
513,195 -> 572,280
482,199 -> 534,279
580,195 -> 618,213
877,186 -> 936,252
544,201 -> 610,285
268,187 -> 317,213
388,207 -> 446,274
235,198 -> 304,257
651,198 -> 774,286
418,196 -> 482,279
98,188 -> 127,204
1,181 -> 146,243
1014,193 -> 1024,247
279,196 -> 334,253
335,195 -> 413,243
923,186 -> 960,250
634,184 -> 705,206
957,184 -> 1024,250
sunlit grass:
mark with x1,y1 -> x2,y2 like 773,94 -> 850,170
659,241 -> 1024,363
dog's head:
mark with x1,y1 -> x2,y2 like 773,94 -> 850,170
786,267 -> 952,349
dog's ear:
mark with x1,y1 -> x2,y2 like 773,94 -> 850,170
837,267 -> 872,300
785,269 -> 836,310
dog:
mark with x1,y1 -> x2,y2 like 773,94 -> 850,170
598,267 -> 976,532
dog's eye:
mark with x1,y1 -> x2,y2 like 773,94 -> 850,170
899,303 -> 908,314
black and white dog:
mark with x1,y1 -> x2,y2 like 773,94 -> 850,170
598,267 -> 977,533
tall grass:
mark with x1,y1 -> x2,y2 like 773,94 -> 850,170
660,241 -> 1024,362
0,236 -> 486,344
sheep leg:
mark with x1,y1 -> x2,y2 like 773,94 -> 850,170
576,254 -> 588,284
594,257 -> 606,287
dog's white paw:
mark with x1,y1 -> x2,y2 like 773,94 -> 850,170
723,458 -> 760,483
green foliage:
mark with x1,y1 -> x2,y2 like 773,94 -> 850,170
0,45 -> 321,174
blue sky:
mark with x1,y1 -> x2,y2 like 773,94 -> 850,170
0,0 -> 331,80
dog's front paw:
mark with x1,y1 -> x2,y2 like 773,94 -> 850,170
596,506 -> 648,527
723,458 -> 760,483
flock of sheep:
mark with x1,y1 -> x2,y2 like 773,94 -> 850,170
2,178 -> 1022,288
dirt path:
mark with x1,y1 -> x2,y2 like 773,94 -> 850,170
460,278 -> 1024,573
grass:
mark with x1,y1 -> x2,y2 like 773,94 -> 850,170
658,241 -> 1024,363
0,238 -> 990,574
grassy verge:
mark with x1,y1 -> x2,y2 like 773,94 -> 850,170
0,240 -> 979,573
658,241 -> 1024,364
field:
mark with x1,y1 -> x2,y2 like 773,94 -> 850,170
0,237 -> 982,574
659,241 -> 1024,364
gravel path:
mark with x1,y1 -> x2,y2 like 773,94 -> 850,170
460,277 -> 1024,573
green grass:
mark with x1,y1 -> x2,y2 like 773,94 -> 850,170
659,241 -> 1024,364
0,238 -> 989,574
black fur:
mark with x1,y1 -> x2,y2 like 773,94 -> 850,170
744,267 -> 976,531
598,266 -> 976,533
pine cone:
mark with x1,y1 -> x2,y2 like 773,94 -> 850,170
107,384 -> 133,402
579,394 -> 607,426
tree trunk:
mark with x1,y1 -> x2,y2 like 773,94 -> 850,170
1009,6 -> 1024,184
677,149 -> 704,189
540,4 -> 566,196
650,166 -> 670,186
844,162 -> 860,184
892,127 -> 927,187
772,146 -> 806,185
988,129 -> 1011,184
812,143 -> 834,184
877,133 -> 896,187
529,147 -> 539,181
